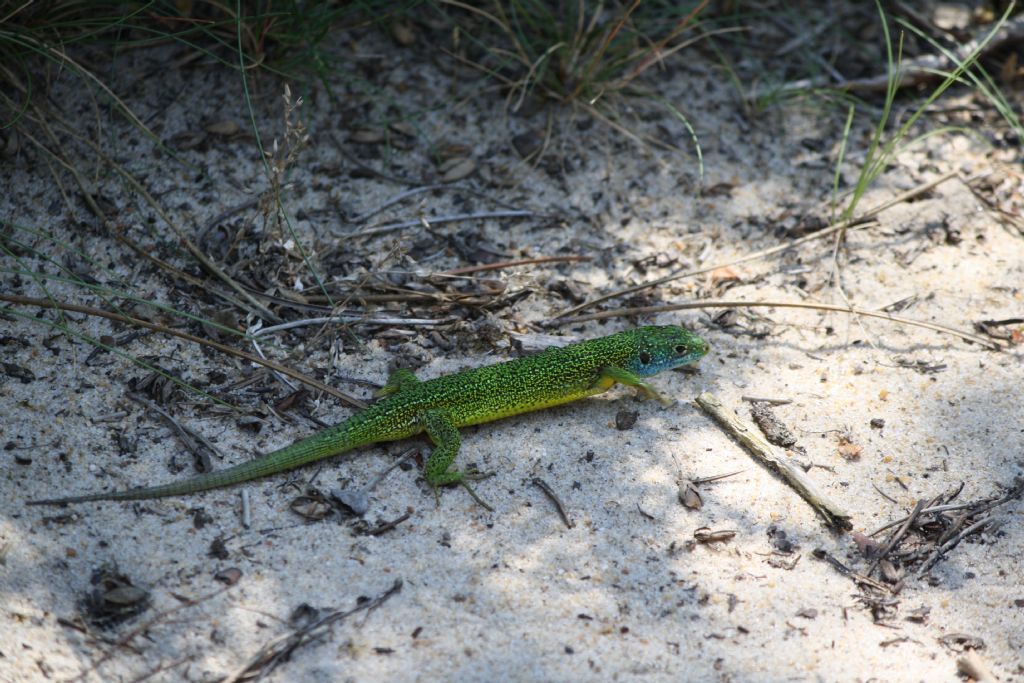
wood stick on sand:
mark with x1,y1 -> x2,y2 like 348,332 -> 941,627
695,392 -> 852,530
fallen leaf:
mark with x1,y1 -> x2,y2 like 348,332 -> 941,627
390,121 -> 416,138
351,128 -> 384,144
851,531 -> 883,558
391,20 -> 416,46
438,157 -> 476,182
709,266 -> 740,286
205,120 -> 239,136
837,437 -> 862,461
678,481 -> 703,510
694,527 -> 736,543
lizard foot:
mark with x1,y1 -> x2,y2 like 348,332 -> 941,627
428,469 -> 495,512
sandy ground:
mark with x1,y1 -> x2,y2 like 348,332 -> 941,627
2,17 -> 1023,683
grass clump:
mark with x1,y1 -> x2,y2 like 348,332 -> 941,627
835,0 -> 1020,221
435,0 -> 713,160
440,0 -> 709,107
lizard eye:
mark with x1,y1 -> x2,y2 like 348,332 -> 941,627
675,345 -> 686,354
639,351 -> 652,365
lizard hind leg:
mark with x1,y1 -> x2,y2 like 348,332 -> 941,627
375,367 -> 421,398
420,409 -> 494,511
600,366 -> 674,407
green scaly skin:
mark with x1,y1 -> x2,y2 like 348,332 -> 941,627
28,326 -> 709,510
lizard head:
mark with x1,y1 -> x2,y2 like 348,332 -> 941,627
627,325 -> 709,377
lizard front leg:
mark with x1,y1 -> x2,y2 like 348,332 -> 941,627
420,409 -> 494,511
599,366 -> 674,406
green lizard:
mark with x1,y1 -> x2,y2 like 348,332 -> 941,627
28,325 -> 709,510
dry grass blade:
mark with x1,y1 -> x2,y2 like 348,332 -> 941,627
2,95 -> 267,318
552,298 -> 1002,350
56,120 -> 283,323
5,72 -> 280,322
770,11 -> 1024,95
11,32 -> 157,139
551,170 -> 959,320
440,254 -> 590,275
1,294 -> 366,408
617,0 -> 710,86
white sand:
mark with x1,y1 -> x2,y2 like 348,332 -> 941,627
2,32 -> 1022,683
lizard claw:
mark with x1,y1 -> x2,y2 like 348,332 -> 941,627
459,478 -> 494,512
461,468 -> 495,482
425,469 -> 494,511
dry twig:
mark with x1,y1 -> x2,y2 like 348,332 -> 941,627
695,392 -> 852,529
222,579 -> 402,683
71,586 -> 232,682
532,477 -> 575,529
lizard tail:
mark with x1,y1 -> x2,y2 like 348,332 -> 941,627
27,422 -> 372,506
